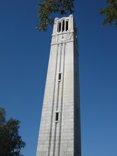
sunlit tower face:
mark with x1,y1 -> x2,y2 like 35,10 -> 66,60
36,15 -> 81,156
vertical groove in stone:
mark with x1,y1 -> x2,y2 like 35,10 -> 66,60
56,44 -> 62,111
48,45 -> 59,156
58,43 -> 66,156
53,43 -> 62,156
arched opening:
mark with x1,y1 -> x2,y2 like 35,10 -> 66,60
58,22 -> 61,32
62,20 -> 65,32
66,21 -> 68,31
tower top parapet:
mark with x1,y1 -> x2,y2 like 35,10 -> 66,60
52,14 -> 75,35
51,15 -> 78,52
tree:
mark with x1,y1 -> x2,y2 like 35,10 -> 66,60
99,0 -> 117,29
0,107 -> 26,156
36,0 -> 74,31
36,0 -> 117,31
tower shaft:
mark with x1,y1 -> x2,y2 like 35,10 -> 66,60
36,15 -> 81,156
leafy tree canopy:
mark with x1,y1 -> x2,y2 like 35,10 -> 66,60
36,0 -> 74,31
99,0 -> 117,29
0,107 -> 26,156
36,0 -> 117,31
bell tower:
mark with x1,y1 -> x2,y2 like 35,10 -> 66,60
36,15 -> 81,156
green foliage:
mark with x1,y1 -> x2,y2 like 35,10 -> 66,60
36,0 -> 74,31
99,0 -> 117,29
0,107 -> 26,156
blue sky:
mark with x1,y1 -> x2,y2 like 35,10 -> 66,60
0,0 -> 117,156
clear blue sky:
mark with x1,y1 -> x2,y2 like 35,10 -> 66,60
0,0 -> 117,156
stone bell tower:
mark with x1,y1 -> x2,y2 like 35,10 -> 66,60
36,14 -> 81,156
